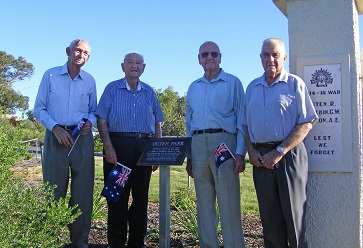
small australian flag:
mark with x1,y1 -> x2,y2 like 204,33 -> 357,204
215,143 -> 234,182
71,118 -> 88,140
101,163 -> 132,202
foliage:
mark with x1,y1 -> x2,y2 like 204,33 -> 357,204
0,117 -> 28,181
0,115 -> 80,247
26,109 -> 35,121
0,51 -> 34,115
17,118 -> 45,141
156,86 -> 186,137
0,51 -> 34,86
171,188 -> 199,238
91,185 -> 107,221
94,134 -> 103,152
0,84 -> 30,115
0,184 -> 80,247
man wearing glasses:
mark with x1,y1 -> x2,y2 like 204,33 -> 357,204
186,41 -> 246,248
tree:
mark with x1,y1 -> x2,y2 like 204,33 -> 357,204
156,86 -> 186,137
0,51 -> 34,115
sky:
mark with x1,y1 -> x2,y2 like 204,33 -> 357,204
1,1 -> 363,118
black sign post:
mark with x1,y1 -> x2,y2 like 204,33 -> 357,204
137,137 -> 191,248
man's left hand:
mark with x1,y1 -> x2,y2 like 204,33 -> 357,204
80,121 -> 92,135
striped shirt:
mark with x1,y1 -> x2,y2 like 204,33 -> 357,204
95,78 -> 164,133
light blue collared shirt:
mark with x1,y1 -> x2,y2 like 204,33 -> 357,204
243,69 -> 318,143
186,69 -> 246,155
34,63 -> 97,131
95,78 -> 164,133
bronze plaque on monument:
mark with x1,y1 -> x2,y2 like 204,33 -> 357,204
137,137 -> 191,166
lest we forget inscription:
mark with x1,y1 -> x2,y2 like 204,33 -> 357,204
137,137 -> 191,166
303,65 -> 342,162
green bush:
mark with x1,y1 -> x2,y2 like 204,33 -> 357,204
17,119 -> 45,141
0,184 -> 80,247
0,117 -> 80,247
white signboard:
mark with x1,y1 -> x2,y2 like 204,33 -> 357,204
303,64 -> 342,162
297,54 -> 352,172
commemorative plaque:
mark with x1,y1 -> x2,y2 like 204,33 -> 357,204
137,137 -> 191,166
137,137 -> 191,247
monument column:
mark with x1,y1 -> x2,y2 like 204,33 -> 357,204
274,0 -> 363,247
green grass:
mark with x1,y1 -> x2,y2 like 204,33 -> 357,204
94,157 -> 259,216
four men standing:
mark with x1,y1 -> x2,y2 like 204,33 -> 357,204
34,38 -> 316,247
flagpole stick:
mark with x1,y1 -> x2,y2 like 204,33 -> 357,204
67,135 -> 80,157
95,152 -> 130,168
225,146 -> 247,176
226,146 -> 236,160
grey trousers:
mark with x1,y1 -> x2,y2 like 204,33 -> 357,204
43,129 -> 94,248
253,142 -> 308,248
191,132 -> 245,248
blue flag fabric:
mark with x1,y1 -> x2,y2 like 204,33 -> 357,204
71,118 -> 88,140
215,143 -> 233,168
215,143 -> 234,183
101,163 -> 132,202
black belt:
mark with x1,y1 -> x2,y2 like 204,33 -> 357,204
109,132 -> 155,139
193,128 -> 226,135
254,142 -> 282,149
58,125 -> 76,131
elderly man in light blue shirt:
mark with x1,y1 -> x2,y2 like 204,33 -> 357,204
34,39 -> 97,248
186,41 -> 246,248
243,38 -> 318,248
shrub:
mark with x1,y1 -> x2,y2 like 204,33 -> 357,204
0,117 -> 80,247
0,184 -> 80,247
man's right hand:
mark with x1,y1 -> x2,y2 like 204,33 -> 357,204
186,159 -> 193,178
247,148 -> 264,168
52,125 -> 74,148
104,144 -> 117,165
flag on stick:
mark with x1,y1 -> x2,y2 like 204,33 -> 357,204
101,162 -> 132,202
67,118 -> 88,157
215,142 -> 235,182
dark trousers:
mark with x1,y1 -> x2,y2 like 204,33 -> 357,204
253,142 -> 308,248
104,136 -> 152,248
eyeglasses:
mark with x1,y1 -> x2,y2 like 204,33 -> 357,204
200,52 -> 219,58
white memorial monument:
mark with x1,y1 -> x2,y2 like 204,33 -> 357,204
273,0 -> 363,247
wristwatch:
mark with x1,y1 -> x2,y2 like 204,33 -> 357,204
276,146 -> 285,156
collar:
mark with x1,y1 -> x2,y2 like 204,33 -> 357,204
199,68 -> 227,84
119,78 -> 144,92
60,63 -> 85,80
255,68 -> 289,87
125,80 -> 141,92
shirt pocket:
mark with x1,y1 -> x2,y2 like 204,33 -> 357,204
78,93 -> 90,112
278,94 -> 295,114
213,88 -> 233,116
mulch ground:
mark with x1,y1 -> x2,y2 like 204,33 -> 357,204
14,157 -> 264,248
